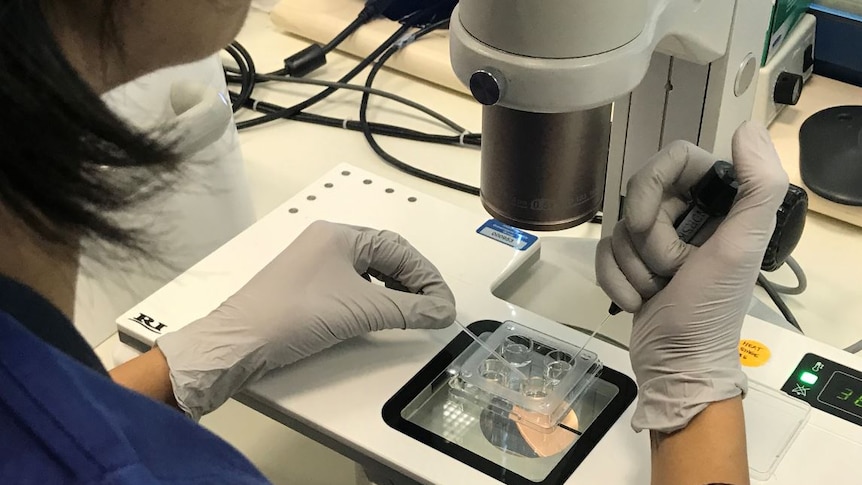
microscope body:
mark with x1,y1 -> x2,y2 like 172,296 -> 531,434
450,0 -> 774,235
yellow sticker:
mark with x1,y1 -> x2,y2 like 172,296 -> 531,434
739,339 -> 771,367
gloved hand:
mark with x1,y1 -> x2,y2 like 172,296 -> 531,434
595,122 -> 789,433
156,221 -> 456,420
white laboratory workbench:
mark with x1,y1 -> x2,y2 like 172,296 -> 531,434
95,8 -> 862,485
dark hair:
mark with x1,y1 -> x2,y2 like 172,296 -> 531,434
0,1 -> 179,257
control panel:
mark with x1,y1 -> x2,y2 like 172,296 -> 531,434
782,353 -> 862,427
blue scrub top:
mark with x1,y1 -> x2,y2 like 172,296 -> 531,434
0,277 -> 271,484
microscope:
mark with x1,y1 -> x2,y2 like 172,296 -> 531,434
449,0 -> 773,236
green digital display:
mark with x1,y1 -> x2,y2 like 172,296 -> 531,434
783,353 -> 862,427
818,371 -> 862,419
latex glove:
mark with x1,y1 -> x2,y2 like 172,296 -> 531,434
156,221 -> 456,420
595,122 -> 789,433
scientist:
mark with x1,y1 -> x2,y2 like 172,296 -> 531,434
0,1 -> 788,485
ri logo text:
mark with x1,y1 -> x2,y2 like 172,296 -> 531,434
130,313 -> 168,334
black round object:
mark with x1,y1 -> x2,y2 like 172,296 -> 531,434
470,70 -> 503,106
762,184 -> 809,272
774,72 -> 803,105
799,106 -> 862,206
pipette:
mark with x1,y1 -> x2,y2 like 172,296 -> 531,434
567,312 -> 614,365
591,160 -> 739,361
608,160 -> 739,315
454,319 -> 528,380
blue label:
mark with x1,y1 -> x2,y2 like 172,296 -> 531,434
476,220 -> 537,251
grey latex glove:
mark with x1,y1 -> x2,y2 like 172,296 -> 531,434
156,221 -> 456,420
595,122 -> 789,433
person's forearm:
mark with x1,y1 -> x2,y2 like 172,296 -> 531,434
650,396 -> 749,485
110,347 -> 179,409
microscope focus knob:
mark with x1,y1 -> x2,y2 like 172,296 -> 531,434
774,72 -> 803,106
470,69 -> 504,106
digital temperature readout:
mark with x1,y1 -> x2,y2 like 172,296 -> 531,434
782,353 -> 862,427
819,372 -> 862,420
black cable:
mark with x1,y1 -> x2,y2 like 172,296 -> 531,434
234,93 -> 480,147
252,73 -> 468,133
324,0 -> 398,54
359,19 -> 480,196
322,14 -> 368,54
227,71 -> 481,144
758,273 -> 803,333
223,40 -> 482,147
227,59 -> 483,145
237,22 -> 412,131
223,42 -> 255,112
276,0 -> 399,77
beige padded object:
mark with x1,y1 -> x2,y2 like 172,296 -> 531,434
270,0 -> 471,96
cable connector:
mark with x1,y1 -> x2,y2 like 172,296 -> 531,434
283,0 -> 393,77
283,0 -> 395,77
283,44 -> 327,78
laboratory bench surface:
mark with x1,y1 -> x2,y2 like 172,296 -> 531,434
94,8 -> 862,485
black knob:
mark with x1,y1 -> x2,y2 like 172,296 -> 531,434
774,72 -> 803,106
803,44 -> 815,72
470,70 -> 503,106
762,184 -> 808,272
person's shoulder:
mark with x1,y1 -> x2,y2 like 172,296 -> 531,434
0,312 -> 270,485
0,311 -> 104,483
0,275 -> 109,373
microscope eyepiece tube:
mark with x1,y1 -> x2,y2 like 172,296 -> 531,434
480,105 -> 612,231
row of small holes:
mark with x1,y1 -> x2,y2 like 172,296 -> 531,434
287,176 -> 418,214
322,182 -> 416,199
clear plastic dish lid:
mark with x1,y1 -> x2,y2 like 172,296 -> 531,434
447,320 -> 602,433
